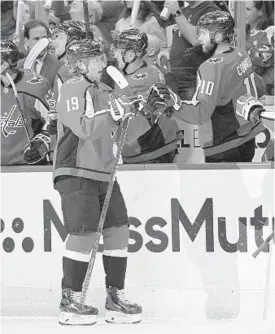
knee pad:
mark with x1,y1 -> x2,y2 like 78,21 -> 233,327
64,232 -> 97,262
102,225 -> 129,257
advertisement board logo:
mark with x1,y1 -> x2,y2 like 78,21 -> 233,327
1,199 -> 274,253
0,198 -> 274,253
1,217 -> 34,252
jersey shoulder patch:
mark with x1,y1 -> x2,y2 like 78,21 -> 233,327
132,72 -> 148,80
67,76 -> 84,84
206,56 -> 224,64
25,73 -> 44,85
19,71 -> 50,97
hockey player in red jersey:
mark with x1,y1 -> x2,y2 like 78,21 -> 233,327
246,26 -> 274,95
47,21 -> 87,135
1,40 -> 54,165
53,38 -> 142,326
149,11 -> 267,162
113,29 -> 183,163
51,21 -> 87,62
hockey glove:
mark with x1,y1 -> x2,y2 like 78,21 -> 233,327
141,86 -> 167,124
47,119 -> 57,135
24,132 -> 50,164
47,110 -> 58,135
236,94 -> 265,125
152,83 -> 182,111
108,94 -> 130,125
118,94 -> 145,114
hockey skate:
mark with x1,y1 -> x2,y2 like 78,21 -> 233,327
105,286 -> 142,324
58,288 -> 98,326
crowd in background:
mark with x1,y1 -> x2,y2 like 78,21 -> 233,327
1,0 -> 274,166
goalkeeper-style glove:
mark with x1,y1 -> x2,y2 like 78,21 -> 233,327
236,94 -> 265,124
23,132 -> 50,164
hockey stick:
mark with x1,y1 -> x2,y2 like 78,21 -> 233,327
80,99 -> 133,305
259,111 -> 275,132
252,231 -> 274,258
263,230 -> 273,320
83,0 -> 94,39
14,0 -> 25,55
15,0 -> 24,37
24,38 -> 49,71
107,65 -> 166,121
107,65 -> 147,109
106,66 -> 129,89
5,72 -> 31,143
129,0 -> 141,28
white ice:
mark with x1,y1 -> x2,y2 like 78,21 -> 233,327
1,317 -> 274,334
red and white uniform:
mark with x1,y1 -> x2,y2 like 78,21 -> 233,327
1,70 -> 53,165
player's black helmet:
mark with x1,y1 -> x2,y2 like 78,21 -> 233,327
66,37 -> 104,60
197,11 -> 235,42
0,39 -> 20,68
114,29 -> 148,56
52,20 -> 86,43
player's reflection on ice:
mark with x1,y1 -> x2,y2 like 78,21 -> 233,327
1,317 -> 272,334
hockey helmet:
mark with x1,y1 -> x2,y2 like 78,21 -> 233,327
52,20 -> 86,43
0,39 -> 20,68
66,37 -> 104,61
197,11 -> 235,42
114,28 -> 148,56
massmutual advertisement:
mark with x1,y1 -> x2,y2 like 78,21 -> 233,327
1,168 -> 274,319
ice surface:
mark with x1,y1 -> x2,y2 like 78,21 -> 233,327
1,317 -> 274,334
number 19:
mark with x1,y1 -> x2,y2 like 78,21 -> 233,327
66,97 -> 79,112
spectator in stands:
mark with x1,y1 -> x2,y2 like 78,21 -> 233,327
22,1 -> 32,25
245,1 -> 274,95
97,1 -> 123,47
69,0 -> 103,29
51,0 -> 72,23
1,1 -> 16,40
115,1 -> 167,50
10,1 -> 33,57
157,1 -> 220,99
144,34 -> 161,66
1,40 -> 54,166
68,0 -> 112,49
18,19 -> 63,88
48,10 -> 62,31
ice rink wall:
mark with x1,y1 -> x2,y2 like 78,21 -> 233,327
1,164 -> 274,321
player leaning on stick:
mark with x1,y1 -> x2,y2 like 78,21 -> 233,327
1,40 -> 54,166
113,29 -> 183,163
149,11 -> 267,163
53,38 -> 142,326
